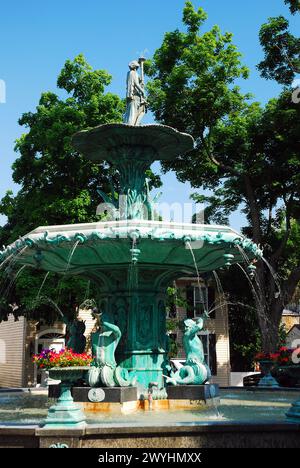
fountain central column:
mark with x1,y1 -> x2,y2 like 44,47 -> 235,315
94,268 -> 169,390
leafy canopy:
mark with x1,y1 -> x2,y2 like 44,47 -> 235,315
258,15 -> 300,85
145,1 -> 249,138
284,0 -> 300,15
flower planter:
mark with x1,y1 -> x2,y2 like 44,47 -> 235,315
43,366 -> 89,427
257,360 -> 279,388
285,366 -> 300,421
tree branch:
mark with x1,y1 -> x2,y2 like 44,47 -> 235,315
243,175 -> 262,245
284,266 -> 300,304
198,135 -> 241,177
270,194 -> 293,264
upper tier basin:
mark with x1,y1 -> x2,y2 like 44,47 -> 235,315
0,220 -> 262,277
72,123 -> 194,163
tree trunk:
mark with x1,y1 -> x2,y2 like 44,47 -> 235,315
254,261 -> 283,353
257,303 -> 282,353
254,262 -> 300,353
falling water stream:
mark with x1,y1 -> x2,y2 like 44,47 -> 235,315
261,256 -> 282,295
0,253 -> 15,271
185,242 -> 222,417
36,295 -> 64,318
0,246 -> 29,305
185,241 -> 206,305
236,262 -> 273,330
1,264 -> 28,301
57,240 -> 80,299
66,240 -> 80,272
0,246 -> 28,271
36,271 -> 50,301
236,246 -> 271,320
236,263 -> 262,306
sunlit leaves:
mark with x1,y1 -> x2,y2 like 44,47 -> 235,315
258,16 -> 300,85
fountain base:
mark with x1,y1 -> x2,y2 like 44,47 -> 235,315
166,384 -> 219,401
48,384 -> 219,413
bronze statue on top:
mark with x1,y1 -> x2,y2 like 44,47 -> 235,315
124,58 -> 147,126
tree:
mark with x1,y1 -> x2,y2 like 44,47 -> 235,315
257,2 -> 300,85
146,2 -> 300,352
284,0 -> 300,15
145,2 -> 249,142
258,16 -> 300,85
218,266 -> 262,371
0,55 -> 126,322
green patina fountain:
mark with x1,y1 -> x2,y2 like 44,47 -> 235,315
0,58 -> 262,394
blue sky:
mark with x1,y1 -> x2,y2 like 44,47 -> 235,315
0,0 -> 299,230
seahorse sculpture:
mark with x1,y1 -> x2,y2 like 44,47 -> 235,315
87,310 -> 136,388
166,315 -> 211,386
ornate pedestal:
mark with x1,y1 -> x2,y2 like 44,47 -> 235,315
44,367 -> 88,427
166,384 -> 219,401
258,360 -> 279,388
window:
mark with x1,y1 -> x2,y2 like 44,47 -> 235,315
199,332 -> 217,376
193,287 -> 208,316
186,285 -> 215,319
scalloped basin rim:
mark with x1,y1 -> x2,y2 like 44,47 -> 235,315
72,123 -> 195,162
0,220 -> 263,276
48,366 -> 91,371
0,220 -> 263,268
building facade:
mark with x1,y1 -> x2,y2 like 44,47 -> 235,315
0,310 -> 96,388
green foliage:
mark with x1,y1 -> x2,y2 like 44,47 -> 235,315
167,334 -> 180,359
257,16 -> 300,85
166,318 -> 181,333
146,1 -> 249,173
192,92 -> 300,223
284,0 -> 300,15
165,285 -> 187,318
0,268 -> 97,324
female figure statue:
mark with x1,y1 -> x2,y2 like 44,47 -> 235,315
124,60 -> 147,126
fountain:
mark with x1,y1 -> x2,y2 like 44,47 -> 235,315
0,58 -> 264,428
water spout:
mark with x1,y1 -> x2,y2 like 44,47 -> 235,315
66,240 -> 80,272
0,264 -> 28,300
34,295 -> 64,318
261,257 -> 281,296
36,271 -> 50,301
185,241 -> 206,306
